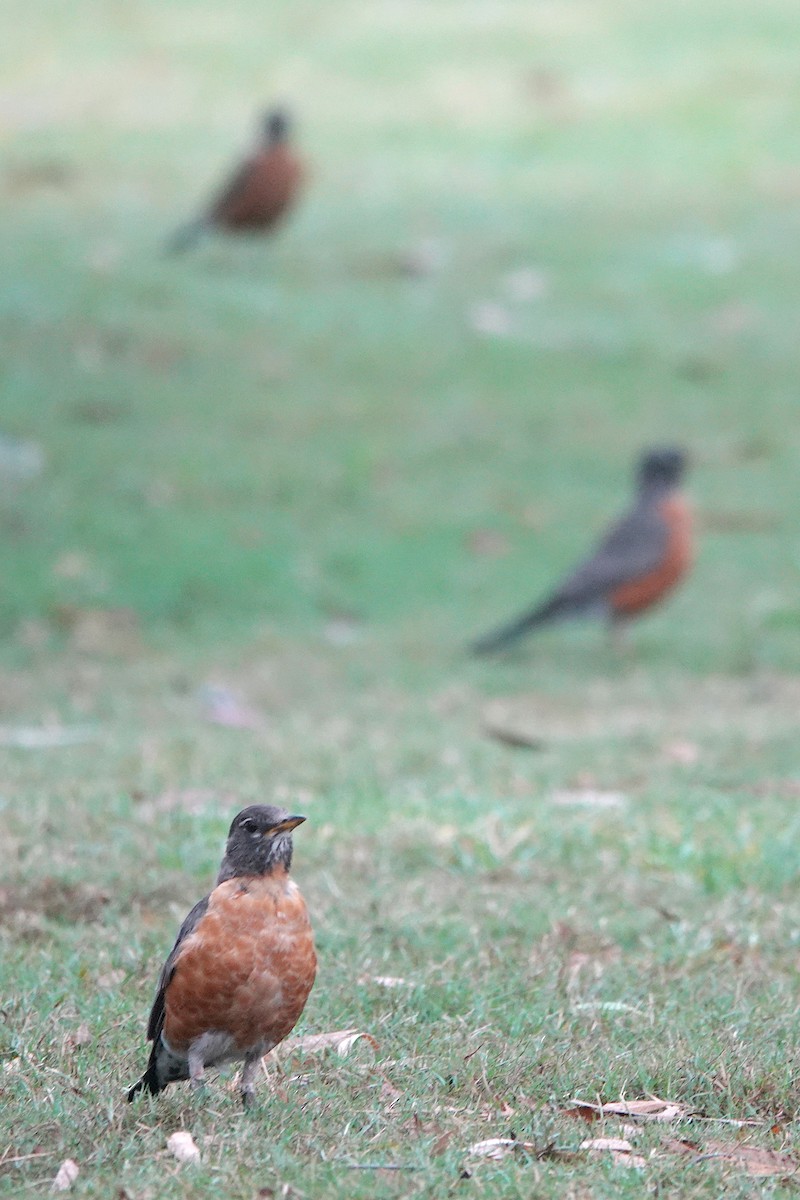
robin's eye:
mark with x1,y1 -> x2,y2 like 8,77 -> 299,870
241,817 -> 259,834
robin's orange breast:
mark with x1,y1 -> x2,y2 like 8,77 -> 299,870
610,494 -> 693,617
215,148 -> 304,230
163,870 -> 316,1054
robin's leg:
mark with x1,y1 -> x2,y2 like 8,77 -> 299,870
187,1047 -> 206,1093
238,1051 -> 263,1109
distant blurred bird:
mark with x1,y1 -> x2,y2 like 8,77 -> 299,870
471,447 -> 692,654
165,108 -> 305,254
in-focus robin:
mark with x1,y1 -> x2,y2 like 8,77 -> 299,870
165,108 -> 305,254
127,805 -> 316,1108
471,447 -> 692,654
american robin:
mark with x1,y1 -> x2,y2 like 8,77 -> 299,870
471,447 -> 692,654
165,108 -> 305,254
127,805 -> 316,1108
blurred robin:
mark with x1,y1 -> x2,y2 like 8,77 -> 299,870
471,446 -> 692,654
127,805 -> 316,1108
165,108 -> 305,254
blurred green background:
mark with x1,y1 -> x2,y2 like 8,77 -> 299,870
2,0 -> 799,674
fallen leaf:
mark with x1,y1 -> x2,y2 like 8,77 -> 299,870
55,606 -> 141,657
87,241 -> 122,275
750,779 -> 800,799
52,1159 -> 80,1191
570,1001 -> 642,1016
323,615 -> 364,646
52,551 -> 92,580
469,302 -> 514,338
280,1029 -> 378,1058
698,1141 -> 797,1177
358,975 -> 412,989
15,617 -> 53,650
467,1138 -> 535,1161
551,790 -> 627,809
482,720 -> 546,751
142,340 -> 183,372
707,300 -> 755,335
0,725 -> 98,749
663,1137 -> 701,1155
466,529 -> 511,558
569,1097 -> 689,1123
199,685 -> 262,730
143,477 -> 176,505
65,1023 -> 92,1050
430,1131 -> 454,1157
564,939 -> 622,988
70,399 -> 127,425
396,236 -> 446,277
4,158 -> 73,191
666,233 -> 738,275
380,1076 -> 402,1106
0,433 -> 45,484
0,880 -> 108,923
525,67 -> 571,110
662,740 -> 700,766
167,1131 -> 200,1164
581,1137 -> 635,1152
502,267 -> 549,302
580,1138 -> 647,1168
96,969 -> 125,990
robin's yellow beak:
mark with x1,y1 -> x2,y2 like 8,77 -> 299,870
268,815 -> 306,836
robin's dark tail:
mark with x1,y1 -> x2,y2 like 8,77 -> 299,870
163,217 -> 208,256
126,1060 -> 162,1101
470,595 -> 565,655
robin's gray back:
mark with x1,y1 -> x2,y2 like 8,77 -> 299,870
551,499 -> 669,610
207,157 -> 259,221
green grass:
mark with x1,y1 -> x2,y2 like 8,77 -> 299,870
3,0 -> 800,1195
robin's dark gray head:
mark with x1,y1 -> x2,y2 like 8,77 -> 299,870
263,108 -> 291,143
217,804 -> 306,882
637,446 -> 688,492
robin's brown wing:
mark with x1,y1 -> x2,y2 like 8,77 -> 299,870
146,896 -> 210,1041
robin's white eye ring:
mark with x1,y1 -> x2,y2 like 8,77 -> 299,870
241,817 -> 258,833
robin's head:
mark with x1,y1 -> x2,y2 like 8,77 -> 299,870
637,446 -> 688,491
263,108 -> 291,144
218,805 -> 306,880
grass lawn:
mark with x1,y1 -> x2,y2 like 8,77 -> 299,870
3,0 -> 800,1195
